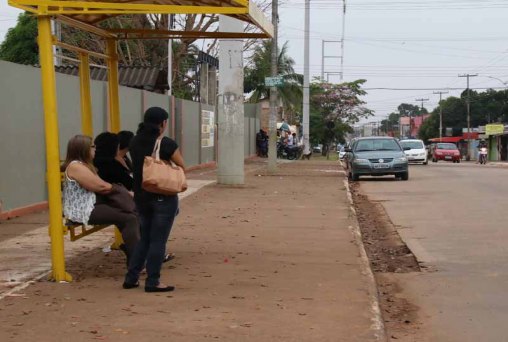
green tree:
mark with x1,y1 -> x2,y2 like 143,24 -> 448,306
0,12 -> 38,65
310,79 -> 373,156
244,40 -> 302,121
418,89 -> 508,141
397,103 -> 427,117
380,112 -> 401,136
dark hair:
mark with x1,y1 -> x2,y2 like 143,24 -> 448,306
61,135 -> 95,172
137,107 -> 169,137
94,132 -> 119,160
118,130 -> 134,150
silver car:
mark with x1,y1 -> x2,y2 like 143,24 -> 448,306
344,137 -> 409,181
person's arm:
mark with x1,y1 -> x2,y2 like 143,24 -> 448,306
112,161 -> 134,190
67,162 -> 113,194
170,148 -> 186,170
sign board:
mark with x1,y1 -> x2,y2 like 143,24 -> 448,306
399,117 -> 410,125
201,110 -> 215,148
485,124 -> 504,136
265,76 -> 284,87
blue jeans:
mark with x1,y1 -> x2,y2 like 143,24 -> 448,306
125,194 -> 179,287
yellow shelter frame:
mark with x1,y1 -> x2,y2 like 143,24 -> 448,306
7,0 -> 273,282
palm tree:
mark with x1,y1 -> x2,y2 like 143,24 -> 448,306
244,40 -> 302,122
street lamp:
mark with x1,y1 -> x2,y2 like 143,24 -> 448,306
484,75 -> 508,87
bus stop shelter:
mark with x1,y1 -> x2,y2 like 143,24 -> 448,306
7,0 -> 273,282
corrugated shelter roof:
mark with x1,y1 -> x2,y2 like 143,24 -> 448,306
9,0 -> 273,38
55,65 -> 168,92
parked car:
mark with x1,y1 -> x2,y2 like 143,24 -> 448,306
313,145 -> 322,153
432,143 -> 461,163
338,146 -> 347,160
344,137 -> 409,181
399,139 -> 428,165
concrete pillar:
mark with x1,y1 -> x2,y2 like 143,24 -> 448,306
199,63 -> 209,104
208,66 -> 217,106
217,15 -> 244,185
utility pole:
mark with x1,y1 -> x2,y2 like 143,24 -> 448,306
302,0 -> 311,155
167,14 -> 175,96
415,98 -> 429,112
434,91 -> 448,141
321,41 -> 342,82
340,0 -> 346,81
414,98 -> 428,138
459,73 -> 478,161
267,0 -> 279,172
51,20 -> 62,66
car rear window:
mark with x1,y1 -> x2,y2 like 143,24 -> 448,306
400,141 -> 424,149
436,143 -> 458,150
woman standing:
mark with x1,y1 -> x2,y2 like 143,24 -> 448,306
123,107 -> 185,293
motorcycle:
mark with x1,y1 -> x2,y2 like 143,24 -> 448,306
277,142 -> 302,160
479,147 -> 488,165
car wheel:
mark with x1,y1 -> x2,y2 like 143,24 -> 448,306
351,172 -> 360,181
423,160 -> 428,165
401,172 -> 409,181
432,158 -> 437,163
457,159 -> 461,163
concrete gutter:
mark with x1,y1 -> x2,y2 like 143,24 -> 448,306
343,176 -> 388,342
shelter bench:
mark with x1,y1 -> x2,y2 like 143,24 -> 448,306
59,172 -> 122,245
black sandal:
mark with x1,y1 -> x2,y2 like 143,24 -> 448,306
122,281 -> 139,289
163,253 -> 175,263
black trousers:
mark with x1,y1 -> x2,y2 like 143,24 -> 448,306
88,203 -> 140,256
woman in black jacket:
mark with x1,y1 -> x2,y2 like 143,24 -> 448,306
93,132 -> 133,191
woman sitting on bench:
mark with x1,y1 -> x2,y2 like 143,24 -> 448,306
61,135 -> 140,266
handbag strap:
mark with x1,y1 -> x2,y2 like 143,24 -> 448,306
152,138 -> 162,161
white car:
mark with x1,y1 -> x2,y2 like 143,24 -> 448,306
338,146 -> 347,160
399,139 -> 428,165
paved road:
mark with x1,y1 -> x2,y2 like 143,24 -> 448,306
359,162 -> 508,342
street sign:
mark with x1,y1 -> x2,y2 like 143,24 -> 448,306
265,76 -> 284,87
485,124 -> 504,136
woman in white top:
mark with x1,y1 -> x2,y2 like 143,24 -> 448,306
61,135 -> 140,266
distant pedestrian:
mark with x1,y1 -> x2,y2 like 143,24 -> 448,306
287,133 -> 294,146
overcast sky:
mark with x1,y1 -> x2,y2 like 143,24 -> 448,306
2,0 -> 508,124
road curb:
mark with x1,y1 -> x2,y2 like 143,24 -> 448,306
343,178 -> 388,342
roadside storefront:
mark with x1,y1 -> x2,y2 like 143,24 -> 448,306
482,124 -> 508,161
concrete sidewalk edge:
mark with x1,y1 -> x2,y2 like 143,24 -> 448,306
343,177 -> 388,342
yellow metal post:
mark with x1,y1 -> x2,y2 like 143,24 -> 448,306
106,39 -> 124,248
38,16 -> 72,282
79,53 -> 93,136
106,39 -> 120,132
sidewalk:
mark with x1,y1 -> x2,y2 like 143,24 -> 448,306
0,159 -> 383,341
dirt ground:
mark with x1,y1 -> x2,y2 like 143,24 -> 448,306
350,183 -> 424,341
0,160 -> 381,342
